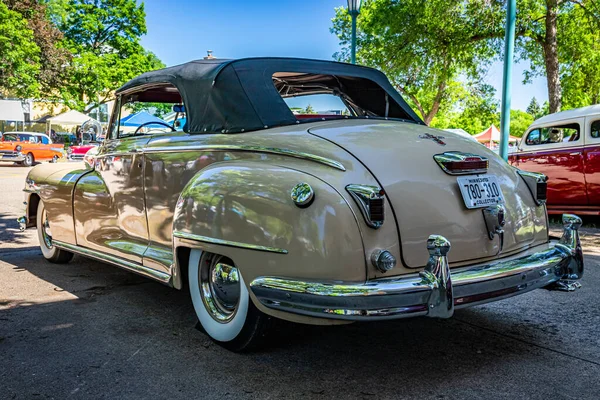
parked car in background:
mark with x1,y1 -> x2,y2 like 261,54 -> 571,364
67,142 -> 99,161
509,104 -> 600,215
22,58 -> 584,351
1,132 -> 64,166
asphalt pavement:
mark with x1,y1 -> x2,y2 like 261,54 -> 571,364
1,164 -> 599,399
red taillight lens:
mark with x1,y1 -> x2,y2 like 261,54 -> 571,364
443,160 -> 488,171
434,152 -> 489,175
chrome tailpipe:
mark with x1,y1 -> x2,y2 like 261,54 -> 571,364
548,214 -> 584,291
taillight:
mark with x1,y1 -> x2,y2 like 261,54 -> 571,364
536,180 -> 547,202
517,170 -> 547,205
434,152 -> 489,175
346,184 -> 385,229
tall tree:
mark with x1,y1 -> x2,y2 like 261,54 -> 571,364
331,0 -> 503,125
0,2 -> 40,98
54,0 -> 164,112
526,97 -> 542,119
516,0 -> 600,113
5,0 -> 70,96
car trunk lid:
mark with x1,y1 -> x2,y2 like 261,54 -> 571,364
309,120 -> 538,268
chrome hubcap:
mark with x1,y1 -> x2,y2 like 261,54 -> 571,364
41,209 -> 52,249
200,255 -> 240,322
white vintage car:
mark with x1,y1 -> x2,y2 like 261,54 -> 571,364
21,58 -> 583,351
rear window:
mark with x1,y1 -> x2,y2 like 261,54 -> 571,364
272,72 -> 408,121
591,120 -> 600,138
525,122 -> 580,145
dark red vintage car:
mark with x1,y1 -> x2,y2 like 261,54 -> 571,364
509,105 -> 600,215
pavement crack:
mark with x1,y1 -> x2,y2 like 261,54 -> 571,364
454,317 -> 600,367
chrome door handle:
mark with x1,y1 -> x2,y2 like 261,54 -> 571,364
569,152 -> 581,156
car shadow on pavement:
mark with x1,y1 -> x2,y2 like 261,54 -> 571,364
1,250 -> 598,398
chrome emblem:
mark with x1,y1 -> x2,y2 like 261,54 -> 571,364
419,133 -> 446,146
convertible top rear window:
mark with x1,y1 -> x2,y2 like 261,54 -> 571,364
273,72 -> 408,120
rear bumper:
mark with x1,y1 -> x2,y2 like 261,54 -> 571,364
0,152 -> 25,162
250,214 -> 584,321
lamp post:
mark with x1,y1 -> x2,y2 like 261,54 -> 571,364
499,0 -> 516,161
347,0 -> 362,64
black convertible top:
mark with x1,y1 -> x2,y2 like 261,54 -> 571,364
116,57 -> 424,134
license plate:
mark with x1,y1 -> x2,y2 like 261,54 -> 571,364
457,175 -> 504,209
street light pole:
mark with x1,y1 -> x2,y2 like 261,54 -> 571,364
350,12 -> 357,64
499,0 -> 516,161
347,0 -> 362,65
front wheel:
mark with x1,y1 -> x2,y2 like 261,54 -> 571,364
37,201 -> 73,263
23,153 -> 34,167
188,250 -> 270,352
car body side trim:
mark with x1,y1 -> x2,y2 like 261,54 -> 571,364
53,240 -> 172,284
143,145 -> 346,171
172,231 -> 289,254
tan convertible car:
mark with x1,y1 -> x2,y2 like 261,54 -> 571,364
21,58 -> 584,351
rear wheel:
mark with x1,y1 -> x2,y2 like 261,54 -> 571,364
23,153 -> 34,167
188,250 -> 270,352
36,201 -> 73,263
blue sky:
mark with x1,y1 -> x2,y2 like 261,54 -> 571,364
140,0 -> 548,111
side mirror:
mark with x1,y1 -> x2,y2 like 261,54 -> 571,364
173,104 -> 185,113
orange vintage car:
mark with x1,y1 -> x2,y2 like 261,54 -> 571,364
0,132 -> 64,166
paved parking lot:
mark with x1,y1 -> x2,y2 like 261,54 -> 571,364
1,164 -> 599,399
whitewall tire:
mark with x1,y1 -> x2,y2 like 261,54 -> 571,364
36,201 -> 73,263
188,249 -> 270,351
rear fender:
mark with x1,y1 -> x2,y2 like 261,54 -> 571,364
172,161 -> 366,297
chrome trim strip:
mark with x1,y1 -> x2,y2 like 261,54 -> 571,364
250,214 -> 582,321
53,240 -> 171,283
143,145 -> 346,171
173,231 -> 289,254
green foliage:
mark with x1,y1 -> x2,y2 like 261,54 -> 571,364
5,0 -> 71,97
331,0 -> 504,124
516,0 -> 600,112
304,104 -> 316,114
127,102 -> 173,119
0,2 -> 40,97
526,97 -> 543,119
507,109 -> 534,137
431,83 -> 499,135
559,5 -> 600,109
54,0 -> 164,112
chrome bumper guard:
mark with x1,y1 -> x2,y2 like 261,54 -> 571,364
250,214 -> 584,321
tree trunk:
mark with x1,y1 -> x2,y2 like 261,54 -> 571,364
544,0 -> 562,113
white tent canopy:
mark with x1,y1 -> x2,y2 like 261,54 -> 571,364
0,100 -> 24,121
47,110 -> 95,125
